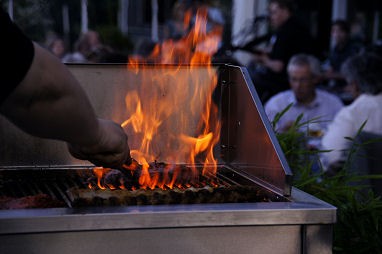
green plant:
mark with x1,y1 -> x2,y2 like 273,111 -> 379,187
97,25 -> 134,54
272,106 -> 382,253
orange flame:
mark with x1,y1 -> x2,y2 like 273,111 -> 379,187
92,6 -> 222,190
93,167 -> 110,189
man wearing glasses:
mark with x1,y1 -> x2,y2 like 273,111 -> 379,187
264,54 -> 343,137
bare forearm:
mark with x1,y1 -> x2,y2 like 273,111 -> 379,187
263,57 -> 284,73
1,23 -> 131,168
0,43 -> 100,146
254,52 -> 284,73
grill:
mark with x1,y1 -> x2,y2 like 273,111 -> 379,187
0,165 -> 287,209
0,166 -> 90,208
0,64 -> 335,254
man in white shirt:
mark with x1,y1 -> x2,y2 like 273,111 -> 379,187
321,52 -> 382,171
265,54 -> 344,135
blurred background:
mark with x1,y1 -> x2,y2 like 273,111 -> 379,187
2,0 -> 382,64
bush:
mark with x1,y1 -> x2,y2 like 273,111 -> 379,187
97,25 -> 134,54
273,108 -> 382,253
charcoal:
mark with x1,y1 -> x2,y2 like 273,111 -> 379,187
67,184 -> 276,207
93,196 -> 105,206
209,188 -> 224,203
90,161 -> 198,190
182,189 -> 197,204
136,193 -> 148,205
168,190 -> 182,204
108,196 -> 120,206
150,190 -> 166,205
104,169 -> 125,187
68,166 -> 278,207
86,176 -> 98,187
127,195 -> 137,205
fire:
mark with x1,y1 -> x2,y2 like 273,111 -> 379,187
91,5 -> 222,190
92,167 -> 109,190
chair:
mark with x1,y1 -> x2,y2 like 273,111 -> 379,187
350,132 -> 382,196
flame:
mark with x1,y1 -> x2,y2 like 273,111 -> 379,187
91,6 -> 222,190
93,167 -> 110,189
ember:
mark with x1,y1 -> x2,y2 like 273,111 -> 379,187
87,160 -> 219,191
81,162 -> 282,207
68,185 -> 271,207
0,166 -> 287,210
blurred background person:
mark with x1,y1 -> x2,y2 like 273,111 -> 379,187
163,1 -> 190,40
236,0 -> 317,103
265,54 -> 343,138
62,33 -> 88,63
321,19 -> 364,104
63,30 -> 116,63
321,52 -> 382,172
46,37 -> 69,61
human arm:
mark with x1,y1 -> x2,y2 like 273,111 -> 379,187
0,43 -> 131,168
234,34 -> 271,53
255,52 -> 285,73
322,64 -> 346,82
320,108 -> 355,170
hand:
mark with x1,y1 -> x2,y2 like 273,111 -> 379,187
258,52 -> 270,65
68,119 -> 132,168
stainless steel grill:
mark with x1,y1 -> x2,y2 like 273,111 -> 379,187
0,166 -> 91,208
0,165 -> 288,209
0,64 -> 336,254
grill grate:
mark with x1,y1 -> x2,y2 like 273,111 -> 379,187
0,165 -> 288,209
0,166 -> 91,207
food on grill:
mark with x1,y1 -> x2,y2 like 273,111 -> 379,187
67,185 -> 270,207
88,160 -> 215,190
0,194 -> 65,209
73,160 -> 277,207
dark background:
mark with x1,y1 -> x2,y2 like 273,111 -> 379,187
2,0 -> 381,59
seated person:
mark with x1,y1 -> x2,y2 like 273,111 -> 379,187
265,54 -> 344,137
240,0 -> 317,102
321,19 -> 363,104
321,52 -> 382,172
46,37 -> 68,61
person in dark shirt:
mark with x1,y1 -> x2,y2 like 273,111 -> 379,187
0,9 -> 132,168
242,0 -> 317,103
326,20 -> 362,72
322,19 -> 363,103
